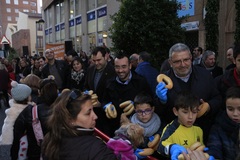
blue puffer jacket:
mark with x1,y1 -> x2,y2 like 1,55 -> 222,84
207,111 -> 239,160
135,61 -> 159,95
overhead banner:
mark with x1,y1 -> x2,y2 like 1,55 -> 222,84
46,43 -> 65,60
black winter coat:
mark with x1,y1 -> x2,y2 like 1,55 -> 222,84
161,65 -> 222,143
207,111 -> 239,160
11,103 -> 51,160
41,60 -> 70,90
215,68 -> 239,109
58,128 -> 116,160
102,72 -> 152,137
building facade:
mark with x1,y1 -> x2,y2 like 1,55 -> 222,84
42,0 -> 120,55
42,0 -> 236,68
0,0 -> 39,38
11,12 -> 44,57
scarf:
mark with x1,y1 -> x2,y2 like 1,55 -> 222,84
131,113 -> 161,137
71,69 -> 84,85
233,68 -> 240,86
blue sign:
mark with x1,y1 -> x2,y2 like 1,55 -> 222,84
49,28 -> 52,34
76,16 -> 81,25
55,25 -> 60,32
177,0 -> 194,17
87,11 -> 95,21
45,29 -> 49,35
69,19 -> 74,27
97,7 -> 107,18
60,23 -> 65,30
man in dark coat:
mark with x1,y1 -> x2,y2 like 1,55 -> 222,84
156,43 -> 222,143
102,53 -> 152,137
215,44 -> 240,108
84,46 -> 116,133
41,49 -> 70,91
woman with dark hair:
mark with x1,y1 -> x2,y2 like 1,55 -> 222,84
42,90 -> 116,160
69,57 -> 85,91
11,77 -> 58,160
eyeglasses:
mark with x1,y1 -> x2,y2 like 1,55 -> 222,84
67,89 -> 81,105
135,108 -> 153,116
171,57 -> 191,66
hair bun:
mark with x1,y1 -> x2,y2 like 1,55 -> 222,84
11,81 -> 18,88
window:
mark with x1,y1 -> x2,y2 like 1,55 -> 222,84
97,0 -> 106,7
6,8 -> 11,13
30,2 -> 36,6
14,0 -> 18,5
37,23 -> 43,31
70,0 -> 74,19
6,0 -> 10,4
15,9 -> 19,13
23,1 -> 29,4
7,16 -> 12,21
15,17 -> 18,22
31,10 -> 36,13
60,2 -> 65,22
75,0 -> 81,15
88,0 -> 95,11
23,9 -> 29,12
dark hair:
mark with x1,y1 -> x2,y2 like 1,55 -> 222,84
67,49 -> 78,57
226,86 -> 240,100
196,47 -> 203,54
174,91 -> 199,111
39,78 -> 58,105
38,56 -> 46,61
42,90 -> 91,160
233,43 -> 240,59
114,51 -> 129,62
139,51 -> 151,62
91,46 -> 106,57
71,57 -> 85,70
134,92 -> 153,108
105,47 -> 110,53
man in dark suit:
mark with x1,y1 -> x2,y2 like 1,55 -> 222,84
84,46 -> 116,132
102,53 -> 152,137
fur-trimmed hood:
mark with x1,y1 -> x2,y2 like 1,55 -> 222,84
0,99 -> 30,145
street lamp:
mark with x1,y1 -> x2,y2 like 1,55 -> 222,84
36,19 -> 45,56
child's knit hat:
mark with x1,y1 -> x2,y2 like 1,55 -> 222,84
11,81 -> 31,101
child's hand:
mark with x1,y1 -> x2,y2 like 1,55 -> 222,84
170,144 -> 187,160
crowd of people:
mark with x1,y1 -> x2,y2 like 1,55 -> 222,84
0,43 -> 239,160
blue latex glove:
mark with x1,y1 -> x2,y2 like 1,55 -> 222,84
134,148 -> 147,160
103,102 -> 112,110
156,82 -> 168,103
148,136 -> 154,142
170,144 -> 187,160
203,148 -> 215,160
